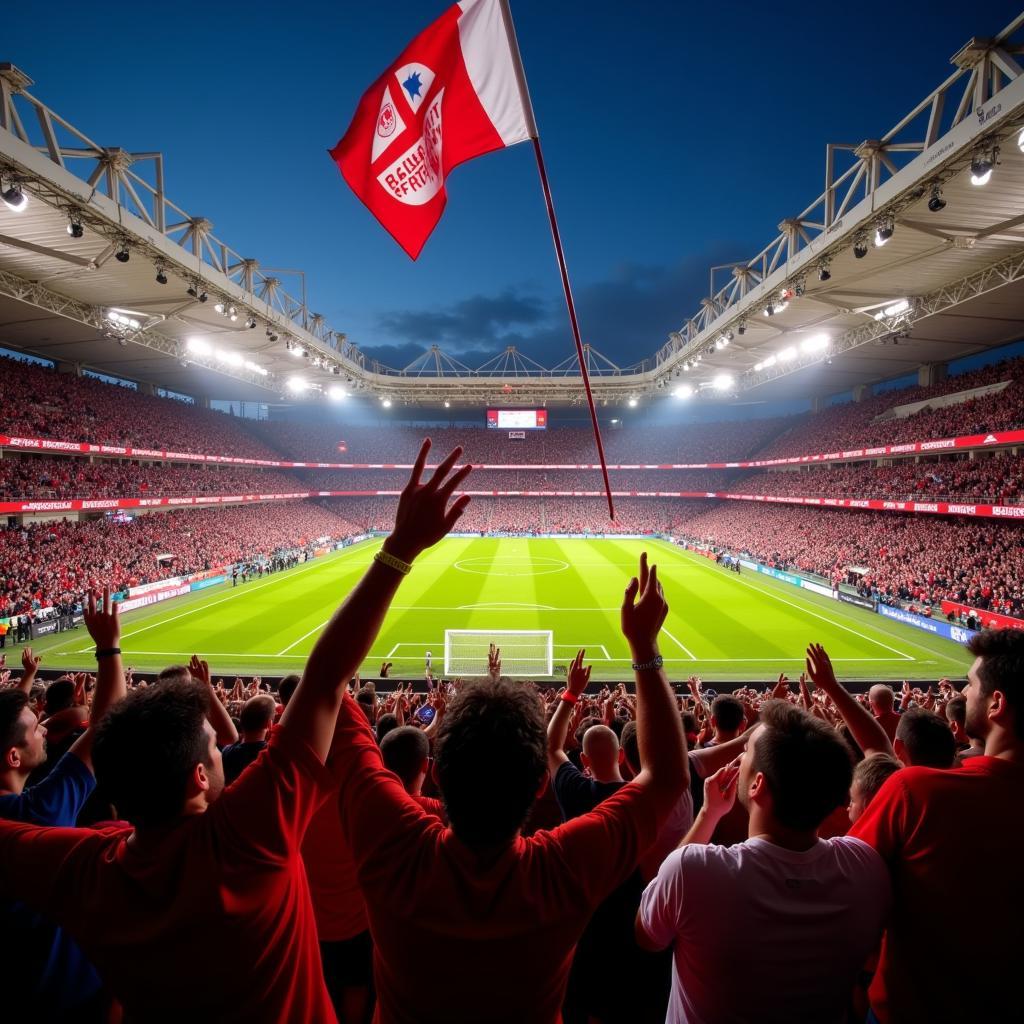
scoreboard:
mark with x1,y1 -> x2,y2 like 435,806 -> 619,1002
486,409 -> 548,430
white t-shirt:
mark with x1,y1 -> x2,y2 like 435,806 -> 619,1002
638,836 -> 890,1024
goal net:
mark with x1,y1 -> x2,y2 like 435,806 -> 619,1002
444,629 -> 554,678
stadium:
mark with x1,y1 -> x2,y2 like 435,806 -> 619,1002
1,4 -> 1023,1023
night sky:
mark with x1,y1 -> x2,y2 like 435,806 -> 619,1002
8,1 -> 1022,377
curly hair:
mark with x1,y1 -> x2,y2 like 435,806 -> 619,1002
435,679 -> 547,849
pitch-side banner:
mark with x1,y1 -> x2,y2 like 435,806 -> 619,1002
2,427 -> 1023,471
4,490 -> 1024,521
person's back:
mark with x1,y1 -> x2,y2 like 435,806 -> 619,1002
332,551 -> 685,1023
638,695 -> 890,1024
851,629 -> 1024,1023
0,681 -> 337,1022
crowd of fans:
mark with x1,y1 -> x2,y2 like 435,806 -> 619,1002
738,451 -> 1024,505
676,501 -> 1024,618
0,456 -> 304,500
1,448 -> 1020,1024
0,355 -> 281,459
0,502 -> 362,619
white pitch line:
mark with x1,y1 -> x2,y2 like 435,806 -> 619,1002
599,645 -> 611,661
386,642 -> 400,658
277,619 -> 333,656
666,545 -> 916,662
107,541 -> 379,649
662,627 -> 698,661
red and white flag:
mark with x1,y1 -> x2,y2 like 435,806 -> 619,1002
329,0 -> 534,259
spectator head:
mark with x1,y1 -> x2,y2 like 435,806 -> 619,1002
43,678 -> 76,715
238,694 -> 276,738
380,726 -> 430,792
156,665 -> 192,686
354,686 -> 378,725
965,629 -> 1024,744
894,708 -> 956,768
278,674 -> 300,707
620,720 -> 640,775
580,724 -> 624,781
0,690 -> 46,778
849,753 -> 902,824
945,695 -> 967,727
868,685 -> 896,714
435,679 -> 546,850
740,700 -> 853,833
681,711 -> 698,737
573,715 -> 601,750
375,712 -> 400,745
711,695 -> 745,739
92,680 -> 223,829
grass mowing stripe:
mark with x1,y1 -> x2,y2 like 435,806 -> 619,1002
665,545 -> 915,662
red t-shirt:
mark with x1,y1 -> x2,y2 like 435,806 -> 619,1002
850,756 -> 1024,1022
302,790 -> 446,943
333,693 -> 663,1024
0,727 -> 338,1023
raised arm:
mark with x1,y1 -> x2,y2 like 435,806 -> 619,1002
620,553 -> 688,814
546,649 -> 591,777
188,656 -> 239,747
806,643 -> 893,757
68,587 -> 127,768
285,439 -> 472,763
17,647 -> 41,695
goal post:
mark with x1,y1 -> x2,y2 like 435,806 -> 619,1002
444,629 -> 554,678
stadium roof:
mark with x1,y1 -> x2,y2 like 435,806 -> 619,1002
0,13 -> 1022,407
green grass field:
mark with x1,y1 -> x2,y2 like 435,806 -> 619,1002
30,536 -> 975,684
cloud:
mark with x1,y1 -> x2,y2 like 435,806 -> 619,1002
362,245 -> 739,370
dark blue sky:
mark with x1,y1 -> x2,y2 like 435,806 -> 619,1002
9,1 -> 1022,372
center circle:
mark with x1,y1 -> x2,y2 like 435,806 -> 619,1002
454,556 -> 570,578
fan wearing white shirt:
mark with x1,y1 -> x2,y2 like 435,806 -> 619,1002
635,698 -> 891,1024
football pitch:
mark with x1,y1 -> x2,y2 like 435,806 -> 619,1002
32,536 -> 975,684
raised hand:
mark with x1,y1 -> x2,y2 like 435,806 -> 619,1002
620,551 -> 669,660
804,644 -> 840,695
567,649 -> 591,696
380,660 -> 393,678
771,673 -> 790,699
188,654 -> 212,688
703,758 -> 741,818
83,585 -> 120,650
384,439 -> 473,563
487,643 -> 501,683
21,646 -> 41,680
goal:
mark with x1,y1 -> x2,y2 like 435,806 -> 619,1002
444,629 -> 554,678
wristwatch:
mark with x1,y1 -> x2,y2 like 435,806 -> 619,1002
631,654 -> 664,672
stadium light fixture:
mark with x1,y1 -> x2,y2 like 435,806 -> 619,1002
927,185 -> 946,212
327,385 -> 347,401
800,333 -> 830,353
186,337 -> 212,356
106,310 -> 141,330
1,181 -> 27,212
114,242 -> 130,263
381,397 -> 392,408
244,360 -> 268,376
219,349 -> 244,367
672,384 -> 693,399
737,321 -> 746,335
753,353 -> 777,371
970,149 -> 995,186
874,218 -> 894,247
214,302 -> 225,314
444,400 -> 451,408
874,298 -> 910,320
286,376 -> 308,393
711,373 -> 733,391
155,266 -> 168,284
817,259 -> 831,282
715,335 -> 729,350
246,316 -> 257,329
66,212 -> 84,238
778,346 -> 797,362
853,233 -> 869,259
627,397 -> 638,408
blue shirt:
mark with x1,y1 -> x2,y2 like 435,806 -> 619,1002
0,751 -> 102,1013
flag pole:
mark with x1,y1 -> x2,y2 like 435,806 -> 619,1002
497,0 -> 616,521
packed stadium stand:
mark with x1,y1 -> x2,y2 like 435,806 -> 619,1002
3,15 -> 1024,1021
